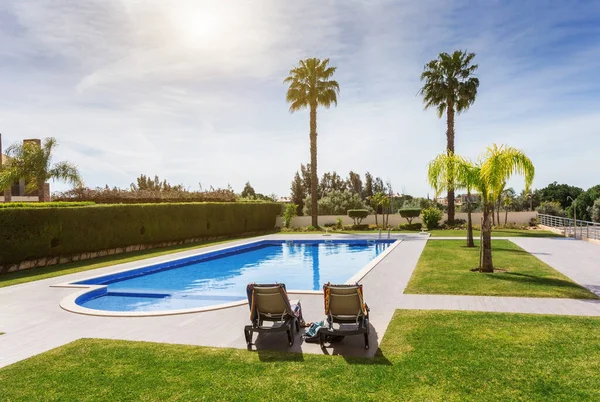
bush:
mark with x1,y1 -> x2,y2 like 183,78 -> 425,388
0,202 -> 95,209
0,202 -> 281,266
441,219 -> 467,230
282,204 -> 297,228
348,209 -> 369,225
351,224 -> 369,230
398,223 -> 422,231
529,217 -> 540,227
323,222 -> 337,228
335,217 -> 344,229
422,207 -> 443,230
536,201 -> 566,217
398,208 -> 421,224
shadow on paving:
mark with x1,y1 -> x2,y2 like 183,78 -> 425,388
485,272 -> 594,292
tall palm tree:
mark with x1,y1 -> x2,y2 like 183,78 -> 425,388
428,145 -> 534,271
284,58 -> 340,227
419,50 -> 479,224
0,137 -> 82,202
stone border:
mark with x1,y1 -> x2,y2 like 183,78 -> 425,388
58,238 -> 402,317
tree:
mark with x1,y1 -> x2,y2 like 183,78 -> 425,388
567,185 -> 600,222
240,181 -> 256,198
347,171 -> 363,197
419,50 -> 480,224
428,145 -> 534,271
373,177 -> 386,194
319,171 -> 346,197
502,188 -> 515,225
428,153 -> 480,247
536,201 -> 566,217
592,199 -> 600,223
290,172 -> 305,215
370,192 -> 387,227
538,182 -> 583,209
364,172 -> 374,199
285,58 -> 340,227
0,137 -> 82,202
303,189 -> 369,216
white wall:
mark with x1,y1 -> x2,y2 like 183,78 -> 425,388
0,196 -> 40,202
276,211 -> 537,228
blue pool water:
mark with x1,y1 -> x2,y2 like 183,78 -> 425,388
75,240 -> 394,312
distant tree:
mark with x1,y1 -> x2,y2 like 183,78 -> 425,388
285,57 -> 340,227
347,171 -> 363,197
592,199 -> 600,223
538,182 -> 583,209
131,174 -> 184,192
502,188 -> 516,225
319,171 -> 347,197
241,181 -> 257,198
567,185 -> 600,222
373,177 -> 386,194
0,137 -> 82,202
537,201 -> 567,217
364,172 -> 374,199
300,163 -> 312,198
419,50 -> 480,224
290,172 -> 305,215
303,190 -> 370,216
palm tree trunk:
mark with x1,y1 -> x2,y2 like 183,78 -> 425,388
496,198 -> 501,226
466,193 -> 474,247
310,104 -> 318,228
491,204 -> 495,226
446,104 -> 455,224
38,180 -> 49,202
480,203 -> 494,272
504,208 -> 508,225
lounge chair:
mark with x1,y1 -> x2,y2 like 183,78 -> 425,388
318,282 -> 370,349
244,283 -> 304,349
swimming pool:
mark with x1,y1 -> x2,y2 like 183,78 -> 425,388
61,239 -> 398,316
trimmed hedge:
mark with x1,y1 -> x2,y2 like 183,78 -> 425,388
398,208 -> 421,224
0,202 -> 95,209
348,209 -> 369,225
0,202 -> 281,266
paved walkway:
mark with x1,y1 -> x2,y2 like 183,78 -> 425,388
1,234 -> 599,368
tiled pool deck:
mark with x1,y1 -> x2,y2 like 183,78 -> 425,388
1,234 -> 599,368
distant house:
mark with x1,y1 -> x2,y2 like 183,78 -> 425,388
436,193 -> 481,207
0,135 -> 48,202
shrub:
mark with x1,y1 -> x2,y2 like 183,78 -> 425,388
441,219 -> 467,230
335,217 -> 344,229
398,223 -> 422,231
536,201 -> 566,217
0,202 -> 280,266
398,208 -> 421,224
422,207 -> 443,230
348,209 -> 369,225
323,222 -> 337,228
351,224 -> 369,230
282,204 -> 297,228
529,217 -> 540,227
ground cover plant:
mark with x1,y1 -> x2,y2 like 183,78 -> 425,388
404,240 -> 597,299
1,310 -> 600,401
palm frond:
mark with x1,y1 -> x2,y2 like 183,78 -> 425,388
284,57 -> 339,113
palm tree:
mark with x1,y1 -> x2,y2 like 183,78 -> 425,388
502,188 -> 516,225
284,58 -> 340,227
428,145 -> 534,271
419,50 -> 479,224
0,137 -> 82,202
428,153 -> 479,247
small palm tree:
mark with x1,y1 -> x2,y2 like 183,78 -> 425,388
428,153 -> 479,247
419,50 -> 479,224
502,188 -> 516,225
284,58 -> 340,227
0,137 -> 82,202
428,145 -> 534,272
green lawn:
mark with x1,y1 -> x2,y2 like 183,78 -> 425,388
280,228 -> 561,237
2,310 -> 600,401
0,236 -> 261,289
404,240 -> 597,299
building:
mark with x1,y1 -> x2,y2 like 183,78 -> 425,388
0,135 -> 49,202
436,193 -> 481,207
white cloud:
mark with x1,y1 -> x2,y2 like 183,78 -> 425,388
1,0 -> 599,197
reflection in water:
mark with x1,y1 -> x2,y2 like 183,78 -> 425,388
310,245 -> 320,290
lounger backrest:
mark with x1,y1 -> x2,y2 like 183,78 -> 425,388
324,284 -> 367,317
246,283 -> 292,320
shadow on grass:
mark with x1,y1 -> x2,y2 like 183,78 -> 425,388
484,272 -> 595,294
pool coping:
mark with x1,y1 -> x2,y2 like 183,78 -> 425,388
56,237 -> 403,317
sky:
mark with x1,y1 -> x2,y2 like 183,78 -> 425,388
1,0 -> 600,198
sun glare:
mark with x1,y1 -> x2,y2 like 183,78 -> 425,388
170,5 -> 226,47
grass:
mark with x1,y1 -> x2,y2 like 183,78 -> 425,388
0,235 -> 265,289
2,310 -> 600,401
404,240 -> 597,299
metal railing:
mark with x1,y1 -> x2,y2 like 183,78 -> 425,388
538,214 -> 600,240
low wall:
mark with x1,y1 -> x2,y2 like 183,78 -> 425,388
276,211 -> 538,228
0,196 -> 39,202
